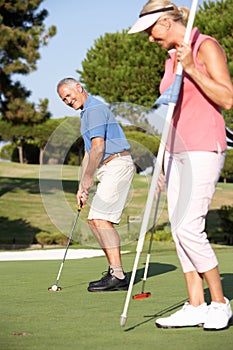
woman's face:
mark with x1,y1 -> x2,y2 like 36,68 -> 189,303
145,18 -> 173,49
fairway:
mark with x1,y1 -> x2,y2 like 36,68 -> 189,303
1,162 -> 233,247
0,246 -> 232,350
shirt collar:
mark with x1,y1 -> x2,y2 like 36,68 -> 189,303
80,95 -> 92,118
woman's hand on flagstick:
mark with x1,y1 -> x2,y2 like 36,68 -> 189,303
177,42 -> 195,73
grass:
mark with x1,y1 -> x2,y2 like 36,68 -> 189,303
0,162 -> 167,246
0,162 -> 233,349
1,162 -> 232,247
0,247 -> 232,350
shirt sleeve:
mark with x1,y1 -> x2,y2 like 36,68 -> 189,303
86,107 -> 107,139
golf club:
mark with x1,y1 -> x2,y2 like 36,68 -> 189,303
48,205 -> 82,292
132,191 -> 161,300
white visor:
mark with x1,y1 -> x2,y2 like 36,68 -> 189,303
128,6 -> 174,34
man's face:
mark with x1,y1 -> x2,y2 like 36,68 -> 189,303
58,84 -> 83,110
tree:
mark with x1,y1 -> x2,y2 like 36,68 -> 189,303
124,130 -> 160,172
110,102 -> 159,135
32,118 -> 62,164
195,0 -> 233,129
77,30 -> 167,108
195,0 -> 232,71
0,117 -> 83,165
78,0 -> 232,129
37,117 -> 82,165
0,0 -> 56,124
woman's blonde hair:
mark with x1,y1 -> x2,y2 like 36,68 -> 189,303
140,0 -> 189,24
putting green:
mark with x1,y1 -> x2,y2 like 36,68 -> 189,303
0,247 -> 232,350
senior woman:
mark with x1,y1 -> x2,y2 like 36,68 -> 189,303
129,0 -> 233,331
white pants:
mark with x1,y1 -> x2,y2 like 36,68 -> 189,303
164,150 -> 226,273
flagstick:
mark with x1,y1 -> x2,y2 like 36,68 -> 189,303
120,102 -> 175,328
120,0 -> 199,327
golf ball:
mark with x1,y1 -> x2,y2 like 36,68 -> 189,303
51,285 -> 58,291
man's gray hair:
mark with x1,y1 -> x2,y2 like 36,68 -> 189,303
57,77 -> 80,92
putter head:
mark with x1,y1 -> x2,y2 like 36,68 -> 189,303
132,292 -> 151,300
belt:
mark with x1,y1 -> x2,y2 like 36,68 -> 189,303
102,151 -> 130,165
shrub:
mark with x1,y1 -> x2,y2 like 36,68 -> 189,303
35,232 -> 70,247
219,205 -> 233,245
35,232 -> 54,248
146,229 -> 172,242
0,143 -> 16,161
207,205 -> 233,245
50,233 -> 69,246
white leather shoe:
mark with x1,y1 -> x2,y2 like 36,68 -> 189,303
204,297 -> 232,331
155,302 -> 208,328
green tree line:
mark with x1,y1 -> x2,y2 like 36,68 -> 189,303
0,0 -> 232,173
78,0 -> 233,129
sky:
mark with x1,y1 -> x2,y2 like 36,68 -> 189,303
17,0 -> 207,119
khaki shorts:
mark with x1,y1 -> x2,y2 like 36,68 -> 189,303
88,155 -> 134,224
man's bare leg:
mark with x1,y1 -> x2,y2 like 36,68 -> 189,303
88,219 -> 125,279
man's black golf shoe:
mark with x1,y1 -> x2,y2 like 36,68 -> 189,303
88,269 -> 128,292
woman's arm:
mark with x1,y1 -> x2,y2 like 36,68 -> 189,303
178,39 -> 233,110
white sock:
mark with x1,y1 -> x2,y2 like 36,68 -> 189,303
110,265 -> 125,279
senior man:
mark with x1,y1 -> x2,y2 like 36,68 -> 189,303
57,78 -> 134,292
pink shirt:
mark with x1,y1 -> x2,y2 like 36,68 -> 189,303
160,28 -> 227,153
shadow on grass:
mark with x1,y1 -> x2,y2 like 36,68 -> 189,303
204,273 -> 233,303
0,216 -> 41,248
39,178 -> 78,195
0,177 -> 40,195
0,176 -> 78,246
124,272 -> 233,332
221,273 -> 233,301
0,177 -> 78,195
126,261 -> 177,285
123,298 -> 188,332
58,262 -> 177,291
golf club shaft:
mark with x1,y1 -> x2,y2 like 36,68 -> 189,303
141,191 -> 161,289
55,208 -> 81,285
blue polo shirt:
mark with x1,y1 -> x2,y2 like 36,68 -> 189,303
80,95 -> 130,161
